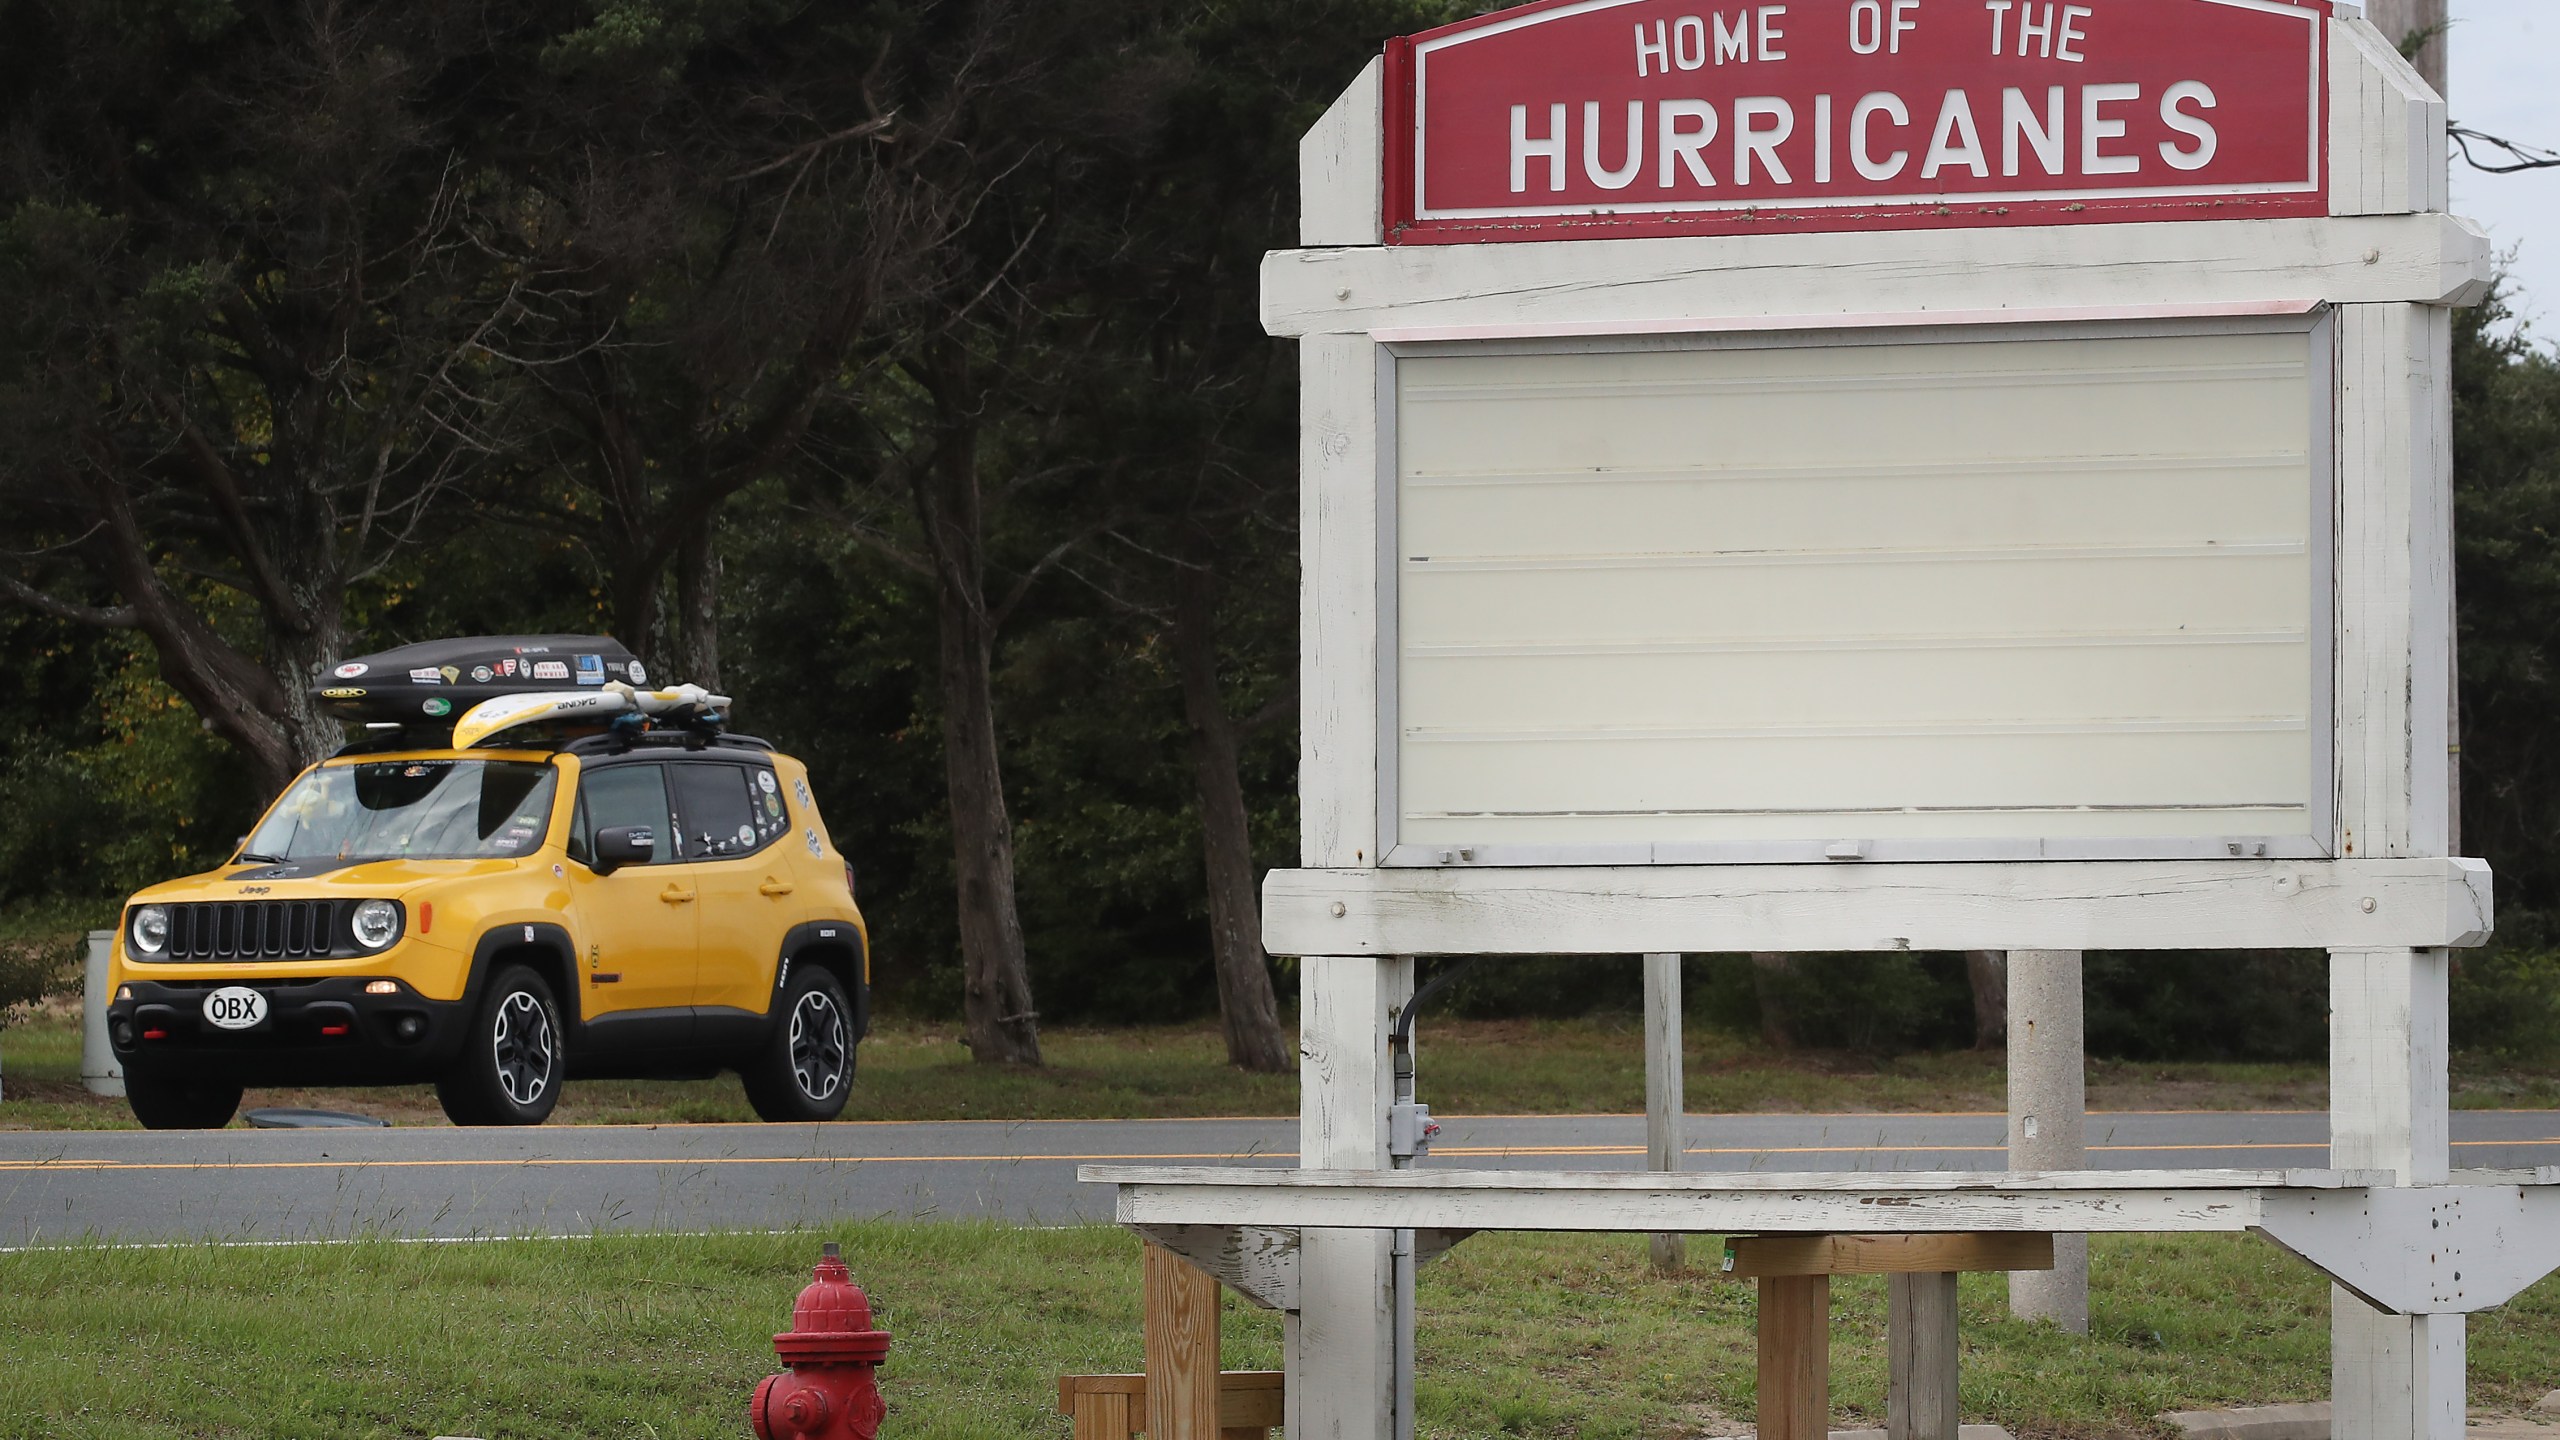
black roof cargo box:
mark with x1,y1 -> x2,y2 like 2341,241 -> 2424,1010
312,635 -> 647,725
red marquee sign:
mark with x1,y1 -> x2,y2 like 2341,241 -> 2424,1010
1383,0 -> 2329,242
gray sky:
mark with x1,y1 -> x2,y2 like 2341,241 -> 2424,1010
2450,0 -> 2560,341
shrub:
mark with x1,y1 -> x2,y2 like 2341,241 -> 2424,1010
0,931 -> 78,1032
2452,943 -> 2560,1062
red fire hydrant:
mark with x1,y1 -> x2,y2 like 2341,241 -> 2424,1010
750,1242 -> 892,1440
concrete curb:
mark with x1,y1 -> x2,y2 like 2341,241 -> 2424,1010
2160,1402 -> 2330,1440
1710,1414 -> 2007,1424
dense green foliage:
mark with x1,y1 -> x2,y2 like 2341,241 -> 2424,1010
0,1 -> 2554,1062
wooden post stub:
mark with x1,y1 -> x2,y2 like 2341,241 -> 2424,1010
1757,1272 -> 1831,1440
1887,1271 -> 1961,1440
1145,1243 -> 1223,1440
1071,1388 -> 1137,1440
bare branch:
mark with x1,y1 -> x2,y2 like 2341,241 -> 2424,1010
726,114 -> 898,184
0,572 -> 139,629
990,516 -> 1117,630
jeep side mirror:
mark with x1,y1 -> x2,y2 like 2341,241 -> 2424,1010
590,825 -> 655,875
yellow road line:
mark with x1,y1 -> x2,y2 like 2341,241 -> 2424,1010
0,1136 -> 2549,1175
0,1151 -> 1288,1174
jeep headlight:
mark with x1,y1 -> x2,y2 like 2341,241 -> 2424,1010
129,905 -> 169,957
350,899 -> 403,951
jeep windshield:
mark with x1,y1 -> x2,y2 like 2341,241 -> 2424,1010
243,760 -> 559,863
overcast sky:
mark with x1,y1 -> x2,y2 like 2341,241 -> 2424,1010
2450,0 -> 2560,342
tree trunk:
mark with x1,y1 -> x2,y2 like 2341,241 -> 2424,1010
262,607 -> 350,777
674,523 -> 724,691
1749,952 -> 1797,1050
1171,559 -> 1289,1074
916,411 -> 1042,1066
1965,950 -> 2009,1050
604,542 -> 669,682
82,476 -> 310,799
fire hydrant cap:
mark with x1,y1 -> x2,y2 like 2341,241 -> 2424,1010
774,1243 -> 892,1366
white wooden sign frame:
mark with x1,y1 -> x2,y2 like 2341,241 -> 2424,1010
1085,10 -> 2542,1440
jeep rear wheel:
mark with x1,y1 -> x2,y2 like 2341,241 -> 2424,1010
741,967 -> 855,1122
125,1069 -> 244,1130
435,966 -> 565,1126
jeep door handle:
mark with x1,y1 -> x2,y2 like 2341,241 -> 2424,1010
660,886 -> 697,904
758,880 -> 795,897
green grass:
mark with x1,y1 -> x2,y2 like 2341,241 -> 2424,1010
7,1007 -> 2556,1129
0,1226 -> 2554,1438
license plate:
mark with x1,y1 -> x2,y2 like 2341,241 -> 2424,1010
202,986 -> 270,1032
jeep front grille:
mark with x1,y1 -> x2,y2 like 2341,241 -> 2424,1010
162,900 -> 343,961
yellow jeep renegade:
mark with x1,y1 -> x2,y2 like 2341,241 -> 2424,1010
108,700 -> 868,1129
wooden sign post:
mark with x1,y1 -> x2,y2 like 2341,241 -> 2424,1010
1086,4 -> 2550,1439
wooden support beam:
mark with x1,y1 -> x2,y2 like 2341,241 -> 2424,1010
2331,946 -> 2463,1437
1145,1243 -> 1223,1440
1888,1272 -> 1962,1440
1131,1225 -> 1299,1311
1263,859 -> 2494,959
1289,954 -> 1406,1440
1258,214 -> 2492,339
1099,1166 -> 2384,1240
1758,1273 -> 1831,1440
1727,1232 -> 2054,1278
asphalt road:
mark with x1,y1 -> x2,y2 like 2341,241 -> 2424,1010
2,1110 -> 2554,1246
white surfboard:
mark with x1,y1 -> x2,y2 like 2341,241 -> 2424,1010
452,682 -> 732,748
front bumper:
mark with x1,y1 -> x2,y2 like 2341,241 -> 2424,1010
108,976 -> 471,1086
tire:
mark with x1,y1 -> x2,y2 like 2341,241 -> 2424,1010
435,966 -> 565,1126
741,965 -> 856,1122
125,1069 -> 244,1130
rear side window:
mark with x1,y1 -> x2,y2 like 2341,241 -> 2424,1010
669,763 -> 761,859
577,764 -> 673,865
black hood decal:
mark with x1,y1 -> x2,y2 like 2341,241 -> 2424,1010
224,860 -> 370,883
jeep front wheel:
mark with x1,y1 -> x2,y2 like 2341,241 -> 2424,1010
435,966 -> 565,1126
741,966 -> 855,1122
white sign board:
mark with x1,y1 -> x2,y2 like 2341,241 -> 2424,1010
1385,316 -> 2332,864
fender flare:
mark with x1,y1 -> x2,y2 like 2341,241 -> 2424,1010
463,922 -> 583,1034
774,919 -> 869,1041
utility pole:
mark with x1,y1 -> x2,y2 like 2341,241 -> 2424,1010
2364,0 -> 2448,97
2009,950 -> 2089,1332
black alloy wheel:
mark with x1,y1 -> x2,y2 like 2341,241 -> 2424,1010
742,966 -> 856,1122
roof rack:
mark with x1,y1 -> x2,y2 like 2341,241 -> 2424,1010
561,730 -> 776,757
327,726 -> 773,761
